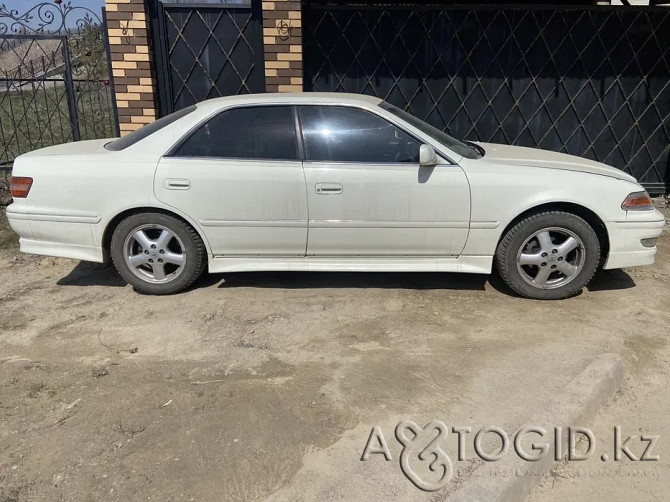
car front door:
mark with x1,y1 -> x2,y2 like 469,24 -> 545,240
154,105 -> 307,256
299,105 -> 470,256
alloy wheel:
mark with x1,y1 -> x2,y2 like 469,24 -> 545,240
515,227 -> 586,290
123,224 -> 186,284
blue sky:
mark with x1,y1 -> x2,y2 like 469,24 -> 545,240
3,0 -> 105,11
1,0 -> 106,31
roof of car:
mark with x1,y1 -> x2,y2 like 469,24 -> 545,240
194,92 -> 384,112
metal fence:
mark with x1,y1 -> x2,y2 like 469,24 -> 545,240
303,3 -> 670,195
0,167 -> 9,206
0,2 -> 119,200
0,35 -> 77,168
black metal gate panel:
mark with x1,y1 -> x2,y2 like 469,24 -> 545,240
151,1 -> 266,116
303,3 -> 670,194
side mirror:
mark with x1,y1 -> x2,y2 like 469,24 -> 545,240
419,144 -> 438,167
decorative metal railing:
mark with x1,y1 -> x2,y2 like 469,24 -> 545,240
0,1 -> 119,197
3,49 -> 66,82
0,1 -> 101,35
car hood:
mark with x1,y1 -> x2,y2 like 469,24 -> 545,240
476,142 -> 637,183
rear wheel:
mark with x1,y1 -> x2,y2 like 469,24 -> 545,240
495,211 -> 601,300
110,212 -> 206,295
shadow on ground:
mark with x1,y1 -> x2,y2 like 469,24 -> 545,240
586,268 -> 636,292
56,260 -> 637,297
215,270 -> 492,291
57,261 -> 126,287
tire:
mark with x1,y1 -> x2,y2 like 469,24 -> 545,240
110,212 -> 206,295
495,211 -> 601,300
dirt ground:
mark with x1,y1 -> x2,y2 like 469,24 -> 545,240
1,205 -> 669,502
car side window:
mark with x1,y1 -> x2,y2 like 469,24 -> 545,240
173,106 -> 298,160
299,105 -> 421,163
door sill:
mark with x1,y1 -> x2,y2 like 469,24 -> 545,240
208,255 -> 493,274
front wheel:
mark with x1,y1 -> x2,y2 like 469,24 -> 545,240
495,211 -> 601,300
110,212 -> 206,295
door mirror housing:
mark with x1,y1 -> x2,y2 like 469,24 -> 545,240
419,144 -> 438,166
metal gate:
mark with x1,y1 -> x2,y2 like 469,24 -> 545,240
0,2 -> 119,205
0,35 -> 76,168
150,0 -> 266,116
303,3 -> 670,195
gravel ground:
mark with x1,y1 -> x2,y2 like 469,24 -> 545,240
0,205 -> 668,502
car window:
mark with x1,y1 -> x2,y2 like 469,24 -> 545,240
379,101 -> 482,160
105,105 -> 196,151
173,106 -> 298,160
299,106 -> 421,163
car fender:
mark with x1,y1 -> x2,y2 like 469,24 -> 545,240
459,166 -> 642,257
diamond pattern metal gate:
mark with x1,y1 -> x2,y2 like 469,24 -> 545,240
150,1 -> 266,116
303,3 -> 670,194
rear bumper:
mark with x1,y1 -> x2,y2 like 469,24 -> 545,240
604,215 -> 666,270
17,238 -> 103,262
6,206 -> 104,262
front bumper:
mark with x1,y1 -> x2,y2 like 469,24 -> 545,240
604,211 -> 666,269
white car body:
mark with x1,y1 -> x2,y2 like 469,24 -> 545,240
6,93 -> 665,278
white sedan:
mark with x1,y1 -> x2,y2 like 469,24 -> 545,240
6,93 -> 665,299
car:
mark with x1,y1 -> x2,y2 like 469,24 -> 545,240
6,92 -> 665,299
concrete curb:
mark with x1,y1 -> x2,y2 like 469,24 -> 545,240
446,353 -> 625,502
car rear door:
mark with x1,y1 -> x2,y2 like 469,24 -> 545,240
154,105 -> 308,256
298,105 -> 470,256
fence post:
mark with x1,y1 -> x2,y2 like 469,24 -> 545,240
105,0 -> 159,134
61,37 -> 81,142
102,7 -> 121,137
262,0 -> 303,92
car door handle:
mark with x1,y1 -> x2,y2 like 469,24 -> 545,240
315,183 -> 343,195
164,178 -> 191,190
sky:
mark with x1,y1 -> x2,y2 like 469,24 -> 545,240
3,0 -> 105,12
1,0 -> 106,31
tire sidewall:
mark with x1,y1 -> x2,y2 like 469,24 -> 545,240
497,212 -> 601,300
110,212 -> 204,295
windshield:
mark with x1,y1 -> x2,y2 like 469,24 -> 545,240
379,101 -> 483,160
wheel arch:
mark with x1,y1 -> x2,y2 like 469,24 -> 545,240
101,206 -> 211,262
498,202 -> 610,263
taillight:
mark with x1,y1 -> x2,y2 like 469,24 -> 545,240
621,191 -> 653,211
10,176 -> 33,198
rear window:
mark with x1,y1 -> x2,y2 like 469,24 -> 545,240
104,105 -> 196,151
